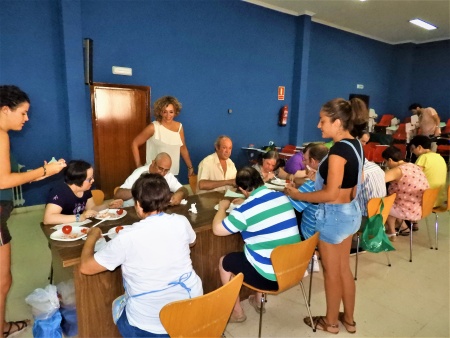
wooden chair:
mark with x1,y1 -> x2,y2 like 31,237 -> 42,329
159,273 -> 243,338
354,193 -> 397,280
401,187 -> 440,262
91,189 -> 105,205
242,232 -> 319,337
430,185 -> 450,250
189,174 -> 198,195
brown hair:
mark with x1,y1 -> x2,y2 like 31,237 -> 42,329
321,98 -> 368,133
153,96 -> 182,121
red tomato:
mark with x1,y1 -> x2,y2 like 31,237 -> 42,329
81,228 -> 88,234
115,226 -> 124,234
62,225 -> 72,234
116,209 -> 124,215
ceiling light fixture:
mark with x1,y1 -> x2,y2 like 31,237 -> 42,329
409,18 -> 437,30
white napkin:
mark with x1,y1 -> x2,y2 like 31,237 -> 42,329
188,203 -> 198,214
48,157 -> 58,164
180,199 -> 188,205
224,189 -> 245,198
51,219 -> 92,230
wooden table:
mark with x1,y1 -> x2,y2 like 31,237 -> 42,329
41,191 -> 248,337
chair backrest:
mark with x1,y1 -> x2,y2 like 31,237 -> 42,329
393,123 -> 406,140
189,175 -> 198,195
372,145 -> 388,164
270,232 -> 319,293
363,144 -> 374,161
393,143 -> 407,160
281,145 -> 296,154
378,114 -> 394,126
159,273 -> 243,338
367,193 -> 397,223
113,186 -> 120,196
421,187 -> 441,218
91,189 -> 105,205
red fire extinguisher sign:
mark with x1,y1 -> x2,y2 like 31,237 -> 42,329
279,105 -> 288,126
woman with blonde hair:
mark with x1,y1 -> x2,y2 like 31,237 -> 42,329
285,97 -> 368,334
131,96 -> 194,176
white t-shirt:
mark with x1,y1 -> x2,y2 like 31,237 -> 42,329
94,213 -> 203,334
120,165 -> 183,207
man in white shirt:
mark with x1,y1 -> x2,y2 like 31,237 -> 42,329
197,135 -> 237,194
114,152 -> 188,206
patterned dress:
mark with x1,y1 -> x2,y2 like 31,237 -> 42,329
388,163 -> 429,221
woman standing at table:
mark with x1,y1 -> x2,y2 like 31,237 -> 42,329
0,85 -> 66,337
285,97 -> 367,334
131,96 -> 195,176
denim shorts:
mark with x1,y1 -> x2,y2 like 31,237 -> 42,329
315,200 -> 361,244
0,201 -> 14,246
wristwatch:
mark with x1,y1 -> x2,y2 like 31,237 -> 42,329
75,213 -> 80,222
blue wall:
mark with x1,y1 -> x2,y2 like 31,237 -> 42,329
1,0 -> 448,206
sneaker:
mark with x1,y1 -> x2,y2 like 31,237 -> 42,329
350,247 -> 366,256
308,254 -> 320,272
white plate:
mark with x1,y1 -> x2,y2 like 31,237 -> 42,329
107,225 -> 129,239
50,226 -> 89,241
94,209 -> 127,221
270,178 -> 287,186
214,203 -> 237,213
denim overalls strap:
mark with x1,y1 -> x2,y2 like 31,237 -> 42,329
314,155 -> 328,191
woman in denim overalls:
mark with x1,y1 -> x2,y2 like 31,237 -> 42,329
285,98 -> 368,334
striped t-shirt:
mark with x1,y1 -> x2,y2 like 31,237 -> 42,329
222,186 -> 300,281
288,179 -> 317,239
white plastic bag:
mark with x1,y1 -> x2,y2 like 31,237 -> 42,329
56,279 -> 76,307
25,284 -> 60,320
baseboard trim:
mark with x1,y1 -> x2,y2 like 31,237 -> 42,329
11,204 -> 45,215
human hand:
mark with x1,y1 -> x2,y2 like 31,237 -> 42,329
109,199 -> 123,208
218,199 -> 231,210
284,184 -> 298,199
87,227 -> 102,240
82,210 -> 98,220
170,194 -> 183,206
187,167 -> 195,176
46,159 -> 67,175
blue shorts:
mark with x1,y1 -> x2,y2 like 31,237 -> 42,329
315,200 -> 361,244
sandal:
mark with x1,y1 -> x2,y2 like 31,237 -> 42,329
248,294 -> 266,314
387,233 -> 397,242
412,222 -> 419,231
3,320 -> 30,338
398,228 -> 411,236
228,312 -> 247,323
304,316 -> 339,334
338,312 -> 356,333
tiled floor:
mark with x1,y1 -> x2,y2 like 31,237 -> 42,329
5,202 -> 450,337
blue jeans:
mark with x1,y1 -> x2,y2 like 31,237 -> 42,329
116,308 -> 169,338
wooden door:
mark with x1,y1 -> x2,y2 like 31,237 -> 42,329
91,83 -> 150,199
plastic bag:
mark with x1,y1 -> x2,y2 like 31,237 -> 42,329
33,311 -> 62,338
25,284 -> 60,320
25,284 -> 62,338
57,280 -> 78,337
361,199 -> 396,253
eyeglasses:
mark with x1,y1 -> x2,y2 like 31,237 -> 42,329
85,176 -> 95,183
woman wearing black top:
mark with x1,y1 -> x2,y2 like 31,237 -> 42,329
285,98 -> 367,334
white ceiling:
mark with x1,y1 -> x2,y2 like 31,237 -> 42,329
245,0 -> 450,44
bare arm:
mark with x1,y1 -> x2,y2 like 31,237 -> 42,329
114,188 -> 133,201
179,126 -> 195,176
198,178 -> 235,191
212,200 -> 233,236
384,167 -> 402,183
0,132 -> 66,188
170,186 -> 189,205
79,227 -> 108,275
433,113 -> 441,136
43,199 -> 98,225
284,154 -> 347,204
131,123 -> 155,168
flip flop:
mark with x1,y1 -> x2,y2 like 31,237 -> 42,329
304,316 -> 339,334
338,312 -> 356,334
3,320 -> 30,338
